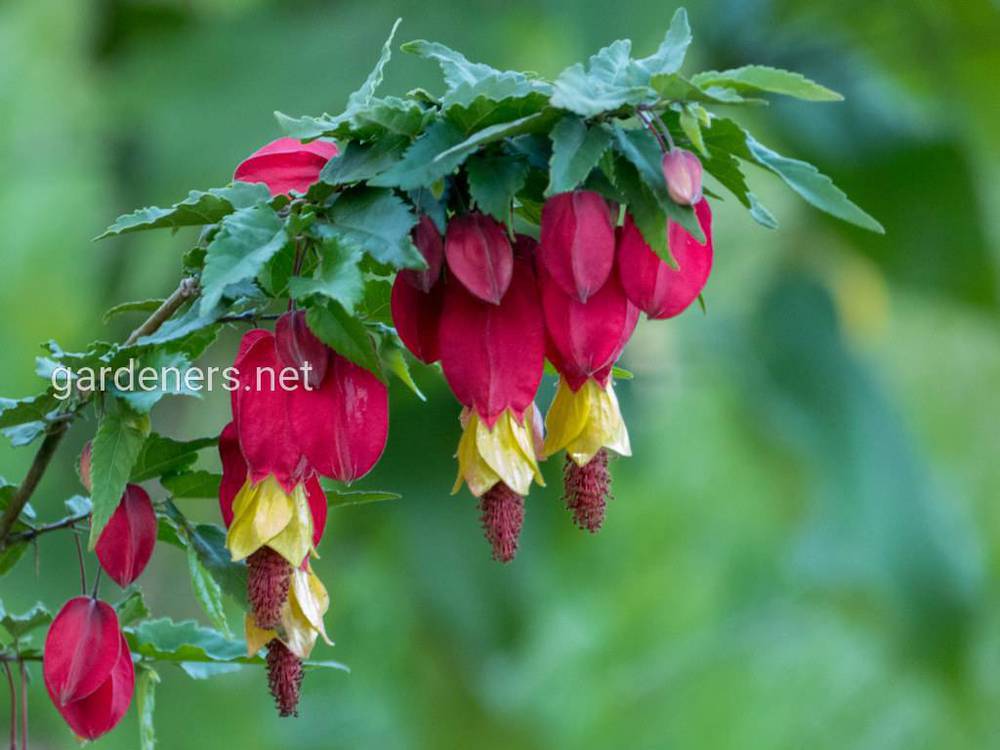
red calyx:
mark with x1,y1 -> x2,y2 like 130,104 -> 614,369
233,137 -> 339,196
539,191 -> 616,303
275,309 -> 329,389
94,484 -> 157,587
400,214 -> 445,293
391,271 -> 444,364
444,212 -> 513,305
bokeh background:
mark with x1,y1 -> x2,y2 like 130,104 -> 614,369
2,0 -> 1000,747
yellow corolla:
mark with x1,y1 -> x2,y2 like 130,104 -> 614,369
226,475 -> 314,565
543,377 -> 630,466
245,564 -> 332,660
453,408 -> 544,497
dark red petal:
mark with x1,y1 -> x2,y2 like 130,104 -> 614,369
540,259 -> 637,386
439,258 -> 544,425
539,191 -> 615,303
275,310 -> 329,389
290,354 -> 389,482
43,597 -> 122,705
235,333 -> 305,490
400,215 -> 445,293
444,213 -> 513,304
390,274 -> 443,364
48,633 -> 134,741
512,233 -> 538,262
234,137 -> 338,196
218,421 -> 246,528
94,484 -> 157,588
617,200 -> 713,319
230,329 -> 273,427
305,473 -> 328,547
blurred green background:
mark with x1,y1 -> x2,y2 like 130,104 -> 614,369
2,0 -> 1000,747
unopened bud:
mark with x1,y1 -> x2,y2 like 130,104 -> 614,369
661,148 -> 703,206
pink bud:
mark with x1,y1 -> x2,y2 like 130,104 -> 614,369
43,597 -> 122,706
661,148 -> 703,206
391,272 -> 444,364
444,213 -> 513,305
95,484 -> 157,587
400,215 -> 444,293
79,441 -> 92,493
275,310 -> 329,389
233,137 -> 338,196
539,191 -> 615,303
617,200 -> 713,319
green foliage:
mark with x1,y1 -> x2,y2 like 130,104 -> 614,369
546,117 -> 612,196
136,666 -> 160,750
692,65 -> 843,102
306,300 -> 382,375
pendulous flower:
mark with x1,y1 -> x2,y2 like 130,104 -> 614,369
391,215 -> 446,364
539,190 -> 616,303
661,147 -> 704,206
43,597 -> 134,741
617,200 -> 713,319
444,212 -> 513,305
233,137 -> 339,196
439,254 -> 546,561
540,256 -> 638,532
94,483 -> 157,587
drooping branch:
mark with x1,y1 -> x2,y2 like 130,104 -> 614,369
5,512 -> 90,545
0,277 -> 200,549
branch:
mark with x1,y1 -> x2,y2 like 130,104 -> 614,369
0,277 -> 200,549
6,512 -> 90,545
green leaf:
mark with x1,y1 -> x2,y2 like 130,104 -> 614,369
98,182 -> 271,239
551,39 -> 654,117
161,471 -> 221,499
434,112 -> 550,164
199,204 -> 289,315
466,154 -> 529,223
306,302 -> 381,376
381,345 -> 426,401
692,65 -> 843,102
678,108 -> 706,155
635,8 -> 692,76
649,73 -> 763,105
611,364 -> 634,380
0,603 -> 52,642
446,89 -> 550,133
136,666 -> 160,750
116,590 -> 151,628
186,544 -> 231,637
131,434 -> 216,483
289,239 -> 365,313
89,399 -> 151,549
609,153 -> 671,266
743,134 -> 884,233
357,279 -> 393,326
325,188 -> 422,269
103,299 -> 165,324
612,125 -> 703,241
368,120 -> 468,191
748,193 -> 778,229
0,543 -> 27,579
126,618 -> 251,664
346,18 -> 401,110
321,137 -> 409,185
0,393 -> 60,430
321,488 -> 402,508
546,117 -> 612,196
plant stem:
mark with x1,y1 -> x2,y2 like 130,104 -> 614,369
6,513 -> 89,545
91,567 -> 103,599
17,661 -> 26,750
0,277 -> 199,550
73,533 -> 87,595
3,662 -> 14,750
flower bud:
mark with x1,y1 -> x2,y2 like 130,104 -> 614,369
275,309 -> 329,389
234,137 -> 338,196
617,200 -> 713,319
444,212 -> 513,305
400,215 -> 444,293
95,484 -> 157,587
661,148 -> 703,206
539,191 -> 616,303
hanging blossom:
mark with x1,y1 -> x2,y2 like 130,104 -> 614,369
233,137 -> 339,196
538,199 -> 639,532
219,310 -> 387,716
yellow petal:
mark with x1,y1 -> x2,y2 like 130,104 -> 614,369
281,595 -> 320,660
266,483 -> 314,566
543,378 -> 592,458
226,477 -> 294,562
476,411 -> 541,495
244,613 -> 276,656
453,412 -> 500,496
567,380 -> 631,465
290,567 -> 332,646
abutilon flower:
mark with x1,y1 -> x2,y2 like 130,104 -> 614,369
617,200 -> 714,319
391,215 -> 445,364
444,212 -> 513,304
661,147 -> 704,206
540,255 -> 638,532
94,483 -> 157,587
439,254 -> 546,561
219,313 -> 386,714
539,190 -> 616,303
43,597 -> 134,741
233,137 -> 339,196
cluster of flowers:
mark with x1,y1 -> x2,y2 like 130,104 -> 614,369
391,152 -> 713,562
42,446 -> 157,739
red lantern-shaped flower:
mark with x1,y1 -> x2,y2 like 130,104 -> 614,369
439,252 -> 546,562
94,484 -> 157,587
444,212 -> 513,305
391,215 -> 446,364
539,190 -> 616,303
234,137 -> 339,196
540,252 -> 639,532
617,199 -> 713,319
43,597 -> 134,741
